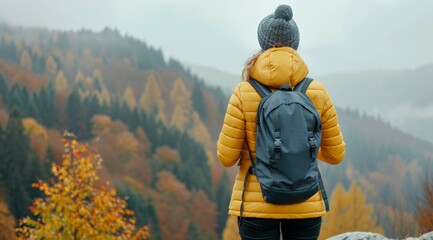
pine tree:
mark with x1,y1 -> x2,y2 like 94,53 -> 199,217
216,171 -> 231,238
191,83 -> 206,119
1,108 -> 32,219
0,73 -> 8,105
66,88 -> 84,136
116,182 -> 162,240
34,85 -> 56,127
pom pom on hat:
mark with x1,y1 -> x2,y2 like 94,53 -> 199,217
257,5 -> 300,50
274,5 -> 293,21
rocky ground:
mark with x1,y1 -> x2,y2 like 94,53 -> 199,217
328,232 -> 433,240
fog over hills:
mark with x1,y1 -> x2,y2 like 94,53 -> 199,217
188,63 -> 433,144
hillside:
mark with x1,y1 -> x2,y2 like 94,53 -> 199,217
0,23 -> 433,239
186,63 -> 239,93
0,23 -> 230,240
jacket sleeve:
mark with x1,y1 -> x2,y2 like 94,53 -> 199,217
217,84 -> 246,167
317,88 -> 346,165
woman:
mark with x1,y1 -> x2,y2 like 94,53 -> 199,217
217,4 -> 346,240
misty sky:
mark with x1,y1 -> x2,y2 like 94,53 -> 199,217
0,0 -> 432,76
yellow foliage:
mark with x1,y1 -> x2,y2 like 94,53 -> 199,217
123,87 -> 137,110
22,118 -> 48,140
31,44 -> 42,59
116,132 -> 139,162
54,71 -> 68,92
319,182 -> 384,239
170,77 -> 191,110
20,50 -> 32,71
91,115 -> 112,136
222,216 -> 240,240
170,104 -> 188,130
16,132 -> 149,240
188,111 -> 211,145
45,56 -> 57,78
139,74 -> 162,114
0,194 -> 16,240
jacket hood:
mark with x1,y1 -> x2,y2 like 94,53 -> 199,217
250,47 -> 309,89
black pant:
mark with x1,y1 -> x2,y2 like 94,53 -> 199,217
238,217 -> 322,240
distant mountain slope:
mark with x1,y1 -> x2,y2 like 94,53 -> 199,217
186,63 -> 239,93
319,64 -> 433,144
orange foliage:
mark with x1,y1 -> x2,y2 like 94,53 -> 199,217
0,60 -> 49,92
135,127 -> 151,157
154,146 -> 180,163
188,190 -> 217,237
0,107 -> 9,127
92,117 -> 141,175
154,171 -> 191,240
91,114 -> 113,136
22,118 -> 48,159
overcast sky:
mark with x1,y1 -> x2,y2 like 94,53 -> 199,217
0,0 -> 432,76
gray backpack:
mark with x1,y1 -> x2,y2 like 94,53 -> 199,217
240,77 -> 329,217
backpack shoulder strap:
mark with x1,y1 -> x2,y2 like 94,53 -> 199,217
294,77 -> 313,94
249,77 -> 271,98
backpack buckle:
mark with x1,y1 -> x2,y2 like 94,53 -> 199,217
274,138 -> 281,152
309,137 -> 317,150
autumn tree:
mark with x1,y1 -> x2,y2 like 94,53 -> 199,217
188,190 -> 217,238
0,193 -> 16,240
320,182 -> 384,239
416,170 -> 433,233
22,117 -> 49,159
154,171 -> 190,240
54,71 -> 68,93
170,104 -> 188,131
222,216 -> 240,240
123,86 -> 137,110
188,111 -> 211,145
20,50 -> 32,71
139,74 -> 163,115
45,56 -> 57,79
170,77 -> 191,111
16,132 -> 149,239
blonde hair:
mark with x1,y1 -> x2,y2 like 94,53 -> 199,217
241,50 -> 263,82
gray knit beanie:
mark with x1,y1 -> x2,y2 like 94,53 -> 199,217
257,5 -> 300,50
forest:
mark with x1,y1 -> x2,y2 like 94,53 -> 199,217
0,23 -> 433,239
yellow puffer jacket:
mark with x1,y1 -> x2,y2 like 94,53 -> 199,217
217,47 -> 345,219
